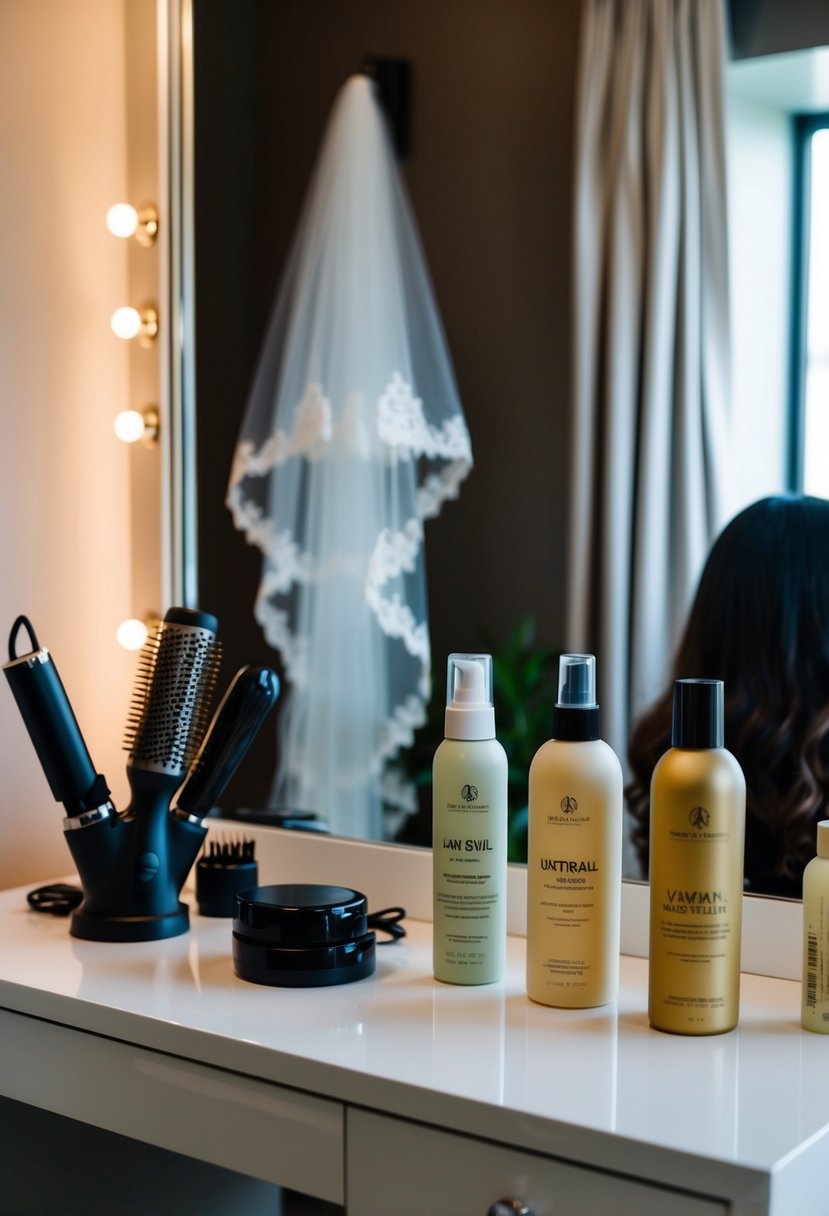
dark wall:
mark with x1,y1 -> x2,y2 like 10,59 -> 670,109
729,0 -> 829,59
193,0 -> 581,811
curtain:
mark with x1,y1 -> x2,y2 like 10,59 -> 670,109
567,0 -> 731,825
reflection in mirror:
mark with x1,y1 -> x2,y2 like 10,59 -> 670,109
192,0 -> 580,834
627,496 -> 829,899
188,1 -> 829,894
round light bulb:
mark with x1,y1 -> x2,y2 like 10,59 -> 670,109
114,409 -> 146,443
116,618 -> 149,651
110,306 -> 142,340
106,203 -> 139,238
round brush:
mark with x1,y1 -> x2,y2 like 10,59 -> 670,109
125,607 -> 222,783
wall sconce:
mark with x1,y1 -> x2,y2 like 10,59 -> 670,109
106,202 -> 159,247
114,406 -> 159,448
110,304 -> 158,348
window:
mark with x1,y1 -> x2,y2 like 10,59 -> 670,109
792,114 -> 829,498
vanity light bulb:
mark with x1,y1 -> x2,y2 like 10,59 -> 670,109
110,306 -> 142,340
114,410 -> 146,444
106,203 -> 139,239
116,619 -> 149,651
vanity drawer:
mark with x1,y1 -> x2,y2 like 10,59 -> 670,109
0,1009 -> 344,1204
346,1109 -> 726,1216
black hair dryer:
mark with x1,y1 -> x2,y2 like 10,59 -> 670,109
3,611 -> 279,942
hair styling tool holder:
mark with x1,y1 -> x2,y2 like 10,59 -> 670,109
4,609 -> 278,943
71,607 -> 221,940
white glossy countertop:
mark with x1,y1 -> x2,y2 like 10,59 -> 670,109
0,861 -> 825,1210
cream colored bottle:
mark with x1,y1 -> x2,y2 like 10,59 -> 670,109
433,654 -> 508,985
526,654 -> 623,1008
648,679 -> 746,1035
801,821 -> 829,1033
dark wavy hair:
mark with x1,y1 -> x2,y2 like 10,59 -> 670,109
627,495 -> 829,895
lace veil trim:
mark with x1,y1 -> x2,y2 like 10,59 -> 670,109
227,371 -> 472,800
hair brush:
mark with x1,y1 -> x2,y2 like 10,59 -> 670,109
125,607 -> 221,786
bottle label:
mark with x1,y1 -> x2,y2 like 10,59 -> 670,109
648,775 -> 744,1032
666,803 -> 730,843
803,891 -> 829,1028
432,749 -> 507,983
544,792 -> 591,826
526,774 -> 621,1007
442,782 -> 491,813
539,858 -> 598,873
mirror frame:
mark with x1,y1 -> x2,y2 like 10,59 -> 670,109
161,0 -> 198,610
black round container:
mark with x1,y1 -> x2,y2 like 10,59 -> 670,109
232,884 -> 376,987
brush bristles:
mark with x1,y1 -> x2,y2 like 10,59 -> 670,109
124,621 -> 222,775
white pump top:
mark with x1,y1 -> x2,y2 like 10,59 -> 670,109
444,653 -> 496,741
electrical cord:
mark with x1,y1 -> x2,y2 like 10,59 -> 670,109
367,905 -> 407,943
26,886 -> 407,943
27,883 -> 83,916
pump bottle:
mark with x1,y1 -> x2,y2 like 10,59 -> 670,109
432,653 -> 508,984
648,679 -> 746,1035
526,654 -> 623,1008
801,821 -> 829,1033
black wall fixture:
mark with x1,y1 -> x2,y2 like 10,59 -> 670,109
362,55 -> 412,160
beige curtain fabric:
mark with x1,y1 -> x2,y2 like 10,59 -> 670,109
567,0 -> 731,809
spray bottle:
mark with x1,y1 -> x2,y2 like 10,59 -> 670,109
432,653 -> 508,984
526,653 -> 623,1007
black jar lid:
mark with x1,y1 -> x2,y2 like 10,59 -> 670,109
233,883 -> 369,946
232,883 -> 375,988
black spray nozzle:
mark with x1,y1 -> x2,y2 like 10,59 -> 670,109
3,616 -> 110,815
552,652 -> 600,742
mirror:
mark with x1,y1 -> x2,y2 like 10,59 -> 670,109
181,1 -> 829,890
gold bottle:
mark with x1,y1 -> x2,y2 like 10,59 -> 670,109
648,679 -> 746,1035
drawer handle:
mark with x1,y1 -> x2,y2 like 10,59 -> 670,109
488,1201 -> 533,1216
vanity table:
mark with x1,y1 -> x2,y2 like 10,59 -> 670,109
0,826 -> 823,1216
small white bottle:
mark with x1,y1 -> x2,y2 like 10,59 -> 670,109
432,653 -> 508,984
802,821 -> 829,1033
526,654 -> 622,1007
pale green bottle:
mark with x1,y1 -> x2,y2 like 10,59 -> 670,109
432,653 -> 508,984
